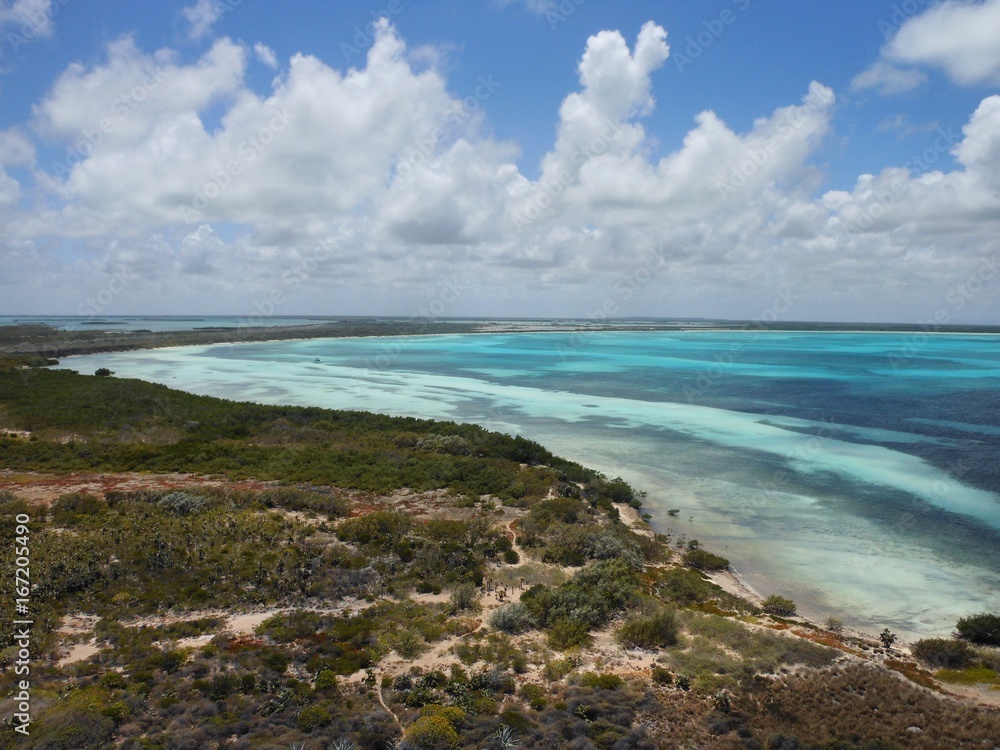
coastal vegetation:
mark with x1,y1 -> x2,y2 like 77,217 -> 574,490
0,364 -> 998,748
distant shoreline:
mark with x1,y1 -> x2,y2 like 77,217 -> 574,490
3,317 -> 1000,363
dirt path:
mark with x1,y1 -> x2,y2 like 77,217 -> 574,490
375,680 -> 402,727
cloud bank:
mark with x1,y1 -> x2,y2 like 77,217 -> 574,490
1,17 -> 999,322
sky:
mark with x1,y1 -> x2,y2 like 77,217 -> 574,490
0,0 -> 999,323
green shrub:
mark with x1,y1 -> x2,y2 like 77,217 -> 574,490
99,672 -> 126,690
547,618 -> 592,650
450,583 -> 481,614
956,613 -> 1000,646
762,595 -> 797,617
256,610 -> 322,642
520,682 -> 546,709
336,510 -> 412,551
489,603 -> 535,635
615,606 -> 679,649
315,669 -> 339,690
390,629 -> 427,659
156,491 -> 210,515
419,704 -> 466,727
542,658 -> 575,682
100,700 -> 131,722
498,709 -> 533,733
521,558 -> 640,630
579,672 -> 625,690
651,666 -> 673,685
296,704 -> 332,732
656,567 -> 726,606
682,548 -> 730,571
50,492 -> 108,526
912,638 -> 977,669
404,714 -> 460,749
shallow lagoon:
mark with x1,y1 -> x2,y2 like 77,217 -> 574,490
59,331 -> 1000,638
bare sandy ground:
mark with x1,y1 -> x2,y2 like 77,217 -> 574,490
12,471 -> 994,711
0,469 -> 278,503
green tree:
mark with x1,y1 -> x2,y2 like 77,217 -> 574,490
762,595 -> 797,617
956,613 -> 1000,646
879,628 -> 896,649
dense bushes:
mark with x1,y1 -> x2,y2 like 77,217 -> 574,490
912,638 -> 977,669
0,367 -> 622,503
337,510 -> 412,551
616,606 -> 679,649
156,491 -> 211,515
762,595 -> 797,617
682,548 -> 729,572
488,603 -> 536,635
521,558 -> 640,632
653,567 -> 754,613
956,613 -> 1000,646
50,492 -> 108,525
403,714 -> 460,749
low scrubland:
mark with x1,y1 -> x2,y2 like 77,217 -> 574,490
0,366 -> 997,749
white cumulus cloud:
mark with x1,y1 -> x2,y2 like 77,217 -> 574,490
2,19 -> 999,323
254,42 -> 278,69
0,0 -> 54,36
183,0 -> 225,40
887,0 -> 1000,86
857,0 -> 1000,94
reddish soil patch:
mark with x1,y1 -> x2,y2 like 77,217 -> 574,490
791,628 -> 862,655
0,470 -> 277,504
885,658 -> 941,691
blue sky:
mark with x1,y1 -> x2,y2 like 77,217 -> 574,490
0,0 -> 999,322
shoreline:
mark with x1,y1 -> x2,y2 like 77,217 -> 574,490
19,324 -> 1000,650
5,318 -> 1000,362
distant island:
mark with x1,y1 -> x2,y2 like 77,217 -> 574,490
3,317 -> 999,365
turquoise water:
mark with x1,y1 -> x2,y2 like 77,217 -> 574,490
57,331 -> 1000,638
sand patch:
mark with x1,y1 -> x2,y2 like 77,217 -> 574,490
613,502 -> 655,539
706,568 -> 764,606
57,640 -> 101,667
